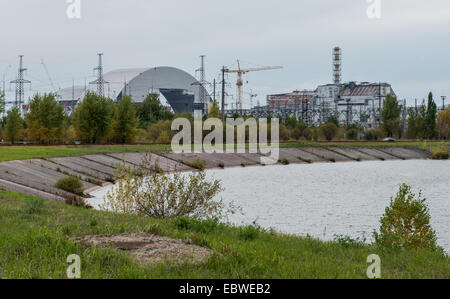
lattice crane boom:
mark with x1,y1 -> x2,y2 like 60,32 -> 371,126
224,60 -> 282,112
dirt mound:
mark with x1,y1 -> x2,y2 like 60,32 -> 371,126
74,233 -> 212,265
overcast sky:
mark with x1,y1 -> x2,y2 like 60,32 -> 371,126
1,0 -> 450,107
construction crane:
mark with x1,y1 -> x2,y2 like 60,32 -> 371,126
41,59 -> 60,97
224,60 -> 282,112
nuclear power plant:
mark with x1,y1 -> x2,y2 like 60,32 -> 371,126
264,47 -> 397,128
3,47 -> 446,128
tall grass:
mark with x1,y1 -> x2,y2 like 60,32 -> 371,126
0,190 -> 448,279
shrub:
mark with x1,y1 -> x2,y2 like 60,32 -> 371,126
103,155 -> 236,219
279,158 -> 290,165
320,123 -> 338,141
290,128 -> 302,141
184,159 -> 207,171
298,156 -> 313,164
346,128 -> 359,140
430,144 -> 449,160
374,184 -> 441,251
364,128 -> 385,141
55,176 -> 84,195
218,162 -> 225,169
302,128 -> 313,141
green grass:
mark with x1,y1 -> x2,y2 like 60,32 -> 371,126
1,142 -> 448,163
281,141 -> 450,148
0,190 -> 448,279
0,144 -> 170,162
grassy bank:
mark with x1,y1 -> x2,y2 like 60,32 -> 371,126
0,141 -> 448,163
0,190 -> 448,279
0,144 -> 170,162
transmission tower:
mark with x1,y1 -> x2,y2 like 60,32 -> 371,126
90,53 -> 108,97
197,55 -> 207,113
10,55 -> 31,112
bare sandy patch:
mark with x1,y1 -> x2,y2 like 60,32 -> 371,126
74,233 -> 212,265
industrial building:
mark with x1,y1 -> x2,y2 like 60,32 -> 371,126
57,65 -> 212,115
264,47 -> 397,128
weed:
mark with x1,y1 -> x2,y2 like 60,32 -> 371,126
23,197 -> 44,215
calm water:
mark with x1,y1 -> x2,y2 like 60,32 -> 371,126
89,160 -> 450,252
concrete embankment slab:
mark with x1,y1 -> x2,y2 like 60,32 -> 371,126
48,157 -> 113,181
108,152 -> 192,172
81,154 -> 135,170
28,159 -> 106,186
0,178 -> 66,203
328,147 -> 380,161
16,160 -> 97,190
355,148 -> 398,160
277,148 -> 308,164
235,153 -> 266,165
0,163 -> 82,200
300,147 -> 352,162
376,147 -> 430,160
70,157 -> 117,176
162,152 -> 265,169
291,148 -> 328,163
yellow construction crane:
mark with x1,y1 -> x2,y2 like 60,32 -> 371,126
224,60 -> 282,111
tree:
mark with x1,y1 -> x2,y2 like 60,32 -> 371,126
25,94 -> 66,144
113,96 -> 139,143
137,94 -> 173,128
208,100 -> 220,118
407,107 -> 419,139
6,107 -> 23,144
436,108 -> 450,140
381,95 -> 402,137
72,92 -> 116,144
424,92 -> 437,139
319,123 -> 338,141
375,184 -> 441,252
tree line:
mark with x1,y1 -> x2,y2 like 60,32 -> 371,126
0,90 -> 449,144
0,91 -> 174,144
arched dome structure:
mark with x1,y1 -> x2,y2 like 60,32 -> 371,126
58,66 -> 211,114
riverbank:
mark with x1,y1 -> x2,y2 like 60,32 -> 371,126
0,141 -> 447,162
0,144 -> 442,204
0,190 -> 448,279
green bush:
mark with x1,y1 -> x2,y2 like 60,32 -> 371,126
346,128 -> 359,140
55,176 -> 83,195
184,159 -> 207,171
430,144 -> 449,160
279,158 -> 290,165
374,184 -> 441,251
319,123 -> 338,141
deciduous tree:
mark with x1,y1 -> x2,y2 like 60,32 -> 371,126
113,96 -> 139,143
436,108 -> 450,140
6,107 -> 23,144
72,92 -> 115,144
26,94 -> 66,144
137,94 -> 173,128
381,95 -> 402,137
